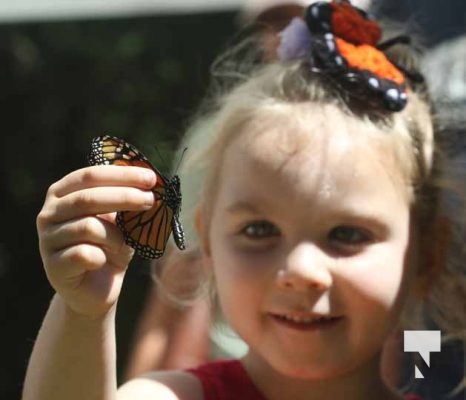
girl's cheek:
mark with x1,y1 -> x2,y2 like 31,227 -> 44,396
335,255 -> 406,307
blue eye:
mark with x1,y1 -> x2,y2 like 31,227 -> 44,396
329,226 -> 372,246
241,221 -> 280,239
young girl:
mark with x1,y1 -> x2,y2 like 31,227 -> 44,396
22,1 -> 465,400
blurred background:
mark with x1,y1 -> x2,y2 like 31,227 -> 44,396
0,1 -> 464,398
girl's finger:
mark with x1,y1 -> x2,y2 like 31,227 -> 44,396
41,216 -> 125,255
50,165 -> 156,198
50,186 -> 155,223
108,241 -> 135,271
46,242 -> 134,283
46,244 -> 109,283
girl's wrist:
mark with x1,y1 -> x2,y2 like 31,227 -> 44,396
52,293 -> 117,325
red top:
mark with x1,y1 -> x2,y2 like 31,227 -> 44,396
188,359 -> 266,400
188,359 -> 423,400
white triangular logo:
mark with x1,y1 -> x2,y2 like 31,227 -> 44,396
415,365 -> 424,379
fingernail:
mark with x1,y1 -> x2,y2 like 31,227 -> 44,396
143,170 -> 155,185
144,191 -> 155,206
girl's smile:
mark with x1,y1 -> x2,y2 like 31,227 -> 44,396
268,311 -> 345,331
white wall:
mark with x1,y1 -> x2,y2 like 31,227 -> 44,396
0,0 -> 242,23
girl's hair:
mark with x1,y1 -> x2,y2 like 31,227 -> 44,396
160,18 -> 465,345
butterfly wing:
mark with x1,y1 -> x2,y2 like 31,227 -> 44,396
88,135 -> 184,259
116,187 -> 175,259
88,135 -> 163,182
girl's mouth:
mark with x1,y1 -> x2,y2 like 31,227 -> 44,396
270,313 -> 344,331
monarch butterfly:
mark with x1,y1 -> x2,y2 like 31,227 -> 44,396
88,135 -> 185,259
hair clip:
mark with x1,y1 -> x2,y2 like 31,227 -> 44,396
278,0 -> 421,112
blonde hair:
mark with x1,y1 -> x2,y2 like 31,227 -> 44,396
162,31 -> 465,346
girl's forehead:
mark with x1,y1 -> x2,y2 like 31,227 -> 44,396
216,120 -> 410,231
233,105 -> 381,174
219,104 -> 410,201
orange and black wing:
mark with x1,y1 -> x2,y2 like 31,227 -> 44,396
116,187 -> 175,259
88,135 -> 185,259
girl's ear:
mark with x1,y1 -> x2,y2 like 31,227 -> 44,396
194,206 -> 212,260
412,216 -> 451,298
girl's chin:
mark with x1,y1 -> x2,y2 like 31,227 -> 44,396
275,364 -> 347,381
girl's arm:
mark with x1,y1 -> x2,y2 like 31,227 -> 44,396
21,165 -> 157,400
22,294 -> 117,400
22,294 -> 204,400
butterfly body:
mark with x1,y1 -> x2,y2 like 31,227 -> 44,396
88,135 -> 185,259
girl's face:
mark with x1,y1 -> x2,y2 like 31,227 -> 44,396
202,107 -> 416,380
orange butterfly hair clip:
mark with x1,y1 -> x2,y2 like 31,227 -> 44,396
278,0 -> 424,111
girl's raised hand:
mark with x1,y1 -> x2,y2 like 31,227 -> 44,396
36,165 -> 156,318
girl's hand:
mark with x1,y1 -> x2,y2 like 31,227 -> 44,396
36,165 -> 156,318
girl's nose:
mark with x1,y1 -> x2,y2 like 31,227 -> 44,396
277,242 -> 332,291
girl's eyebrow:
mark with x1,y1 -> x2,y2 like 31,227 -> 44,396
335,212 -> 391,234
225,201 -> 263,215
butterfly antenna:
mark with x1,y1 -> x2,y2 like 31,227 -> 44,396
174,147 -> 188,174
152,144 -> 170,172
